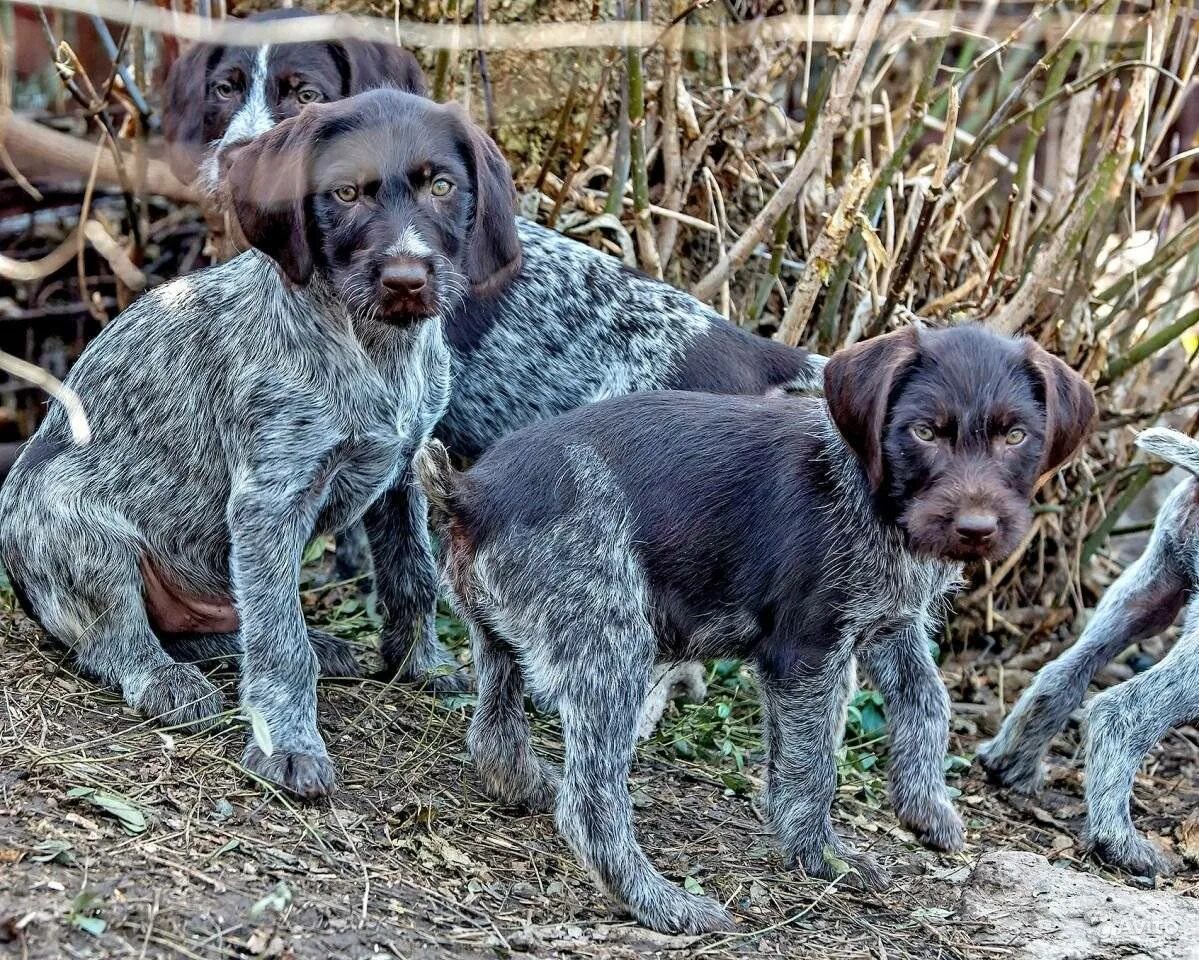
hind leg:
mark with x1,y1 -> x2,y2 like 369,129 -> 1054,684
467,621 -> 559,811
366,476 -> 468,691
7,520 -> 223,727
1083,601 -> 1199,876
554,661 -> 734,934
979,525 -> 1188,793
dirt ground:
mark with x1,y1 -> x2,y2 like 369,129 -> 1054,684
1,579 -> 1196,960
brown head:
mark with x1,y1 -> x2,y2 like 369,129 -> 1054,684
824,324 -> 1095,563
223,89 -> 521,322
163,9 -> 427,191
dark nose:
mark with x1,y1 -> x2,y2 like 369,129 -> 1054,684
381,259 -> 429,296
955,512 -> 998,543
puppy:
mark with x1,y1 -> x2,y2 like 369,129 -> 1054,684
980,426 -> 1199,876
415,325 -> 1095,933
0,90 -> 517,796
162,19 -> 825,684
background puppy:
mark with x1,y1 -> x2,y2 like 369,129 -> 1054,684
162,22 -> 825,683
980,426 -> 1199,876
0,89 -> 516,796
416,324 -> 1095,934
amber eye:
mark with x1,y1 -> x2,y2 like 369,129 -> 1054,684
912,424 -> 936,442
214,80 -> 236,100
333,184 -> 360,204
430,177 -> 454,198
296,87 -> 322,105
1006,427 -> 1027,446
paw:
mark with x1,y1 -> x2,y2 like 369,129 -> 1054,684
626,885 -> 736,935
477,756 -> 561,813
130,663 -> 224,729
381,630 -> 472,692
897,796 -> 966,852
976,739 -> 1044,795
1087,829 -> 1175,878
787,841 -> 890,891
242,742 -> 337,799
306,628 -> 362,679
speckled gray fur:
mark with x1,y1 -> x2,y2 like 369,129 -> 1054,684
0,251 -> 451,798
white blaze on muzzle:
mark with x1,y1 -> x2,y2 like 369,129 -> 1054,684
199,45 -> 276,192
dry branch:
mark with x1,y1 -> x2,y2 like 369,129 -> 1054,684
0,112 -> 197,203
691,0 -> 888,303
775,159 -> 871,347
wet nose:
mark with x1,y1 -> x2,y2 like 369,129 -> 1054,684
381,259 -> 429,296
955,512 -> 998,543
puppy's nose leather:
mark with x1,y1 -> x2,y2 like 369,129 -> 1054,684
955,513 -> 998,541
381,260 -> 429,295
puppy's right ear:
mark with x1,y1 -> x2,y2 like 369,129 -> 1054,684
224,114 -> 316,286
823,326 -> 920,491
163,41 -> 214,185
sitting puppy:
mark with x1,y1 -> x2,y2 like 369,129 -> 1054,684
0,89 -> 517,797
980,426 -> 1199,877
162,15 -> 825,685
415,325 -> 1095,933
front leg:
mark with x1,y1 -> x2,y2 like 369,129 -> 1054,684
365,470 -> 468,691
757,646 -> 889,889
858,622 -> 964,852
230,479 -> 335,799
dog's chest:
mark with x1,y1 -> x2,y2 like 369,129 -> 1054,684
840,554 -> 959,643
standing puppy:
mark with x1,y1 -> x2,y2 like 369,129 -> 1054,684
415,324 -> 1095,933
162,19 -> 825,683
0,90 -> 517,796
980,427 -> 1199,876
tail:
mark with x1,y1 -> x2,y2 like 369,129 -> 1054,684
1135,427 -> 1199,477
414,439 -> 462,529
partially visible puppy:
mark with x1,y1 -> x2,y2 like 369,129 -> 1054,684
0,90 -> 517,796
164,9 -> 426,196
980,427 -> 1199,877
417,324 -> 1095,934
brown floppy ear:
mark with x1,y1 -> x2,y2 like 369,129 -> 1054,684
1024,340 -> 1096,478
455,110 -> 521,297
334,39 -> 427,97
823,326 -> 920,491
163,41 -> 215,185
223,111 -> 318,286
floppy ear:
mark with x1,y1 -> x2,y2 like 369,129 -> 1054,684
334,39 -> 427,97
163,41 -> 214,185
456,111 -> 521,297
1023,340 -> 1096,477
823,326 -> 920,491
224,111 -> 318,286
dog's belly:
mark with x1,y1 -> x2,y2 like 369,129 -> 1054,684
140,557 -> 239,634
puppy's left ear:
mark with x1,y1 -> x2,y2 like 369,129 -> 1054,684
458,112 -> 521,297
224,111 -> 318,286
334,39 -> 428,97
824,326 -> 920,491
1024,340 -> 1096,477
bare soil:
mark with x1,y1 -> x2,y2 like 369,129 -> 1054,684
1,587 -> 1196,960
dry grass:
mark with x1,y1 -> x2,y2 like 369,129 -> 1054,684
2,579 -> 1197,960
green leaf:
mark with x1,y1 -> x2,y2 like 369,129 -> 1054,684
30,839 -> 74,864
65,787 -> 146,834
73,915 -> 106,937
822,844 -> 851,878
250,881 -> 293,919
683,876 -> 705,896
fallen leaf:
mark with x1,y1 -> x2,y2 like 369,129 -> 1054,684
65,787 -> 146,835
1176,811 -> 1199,864
683,876 -> 705,896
